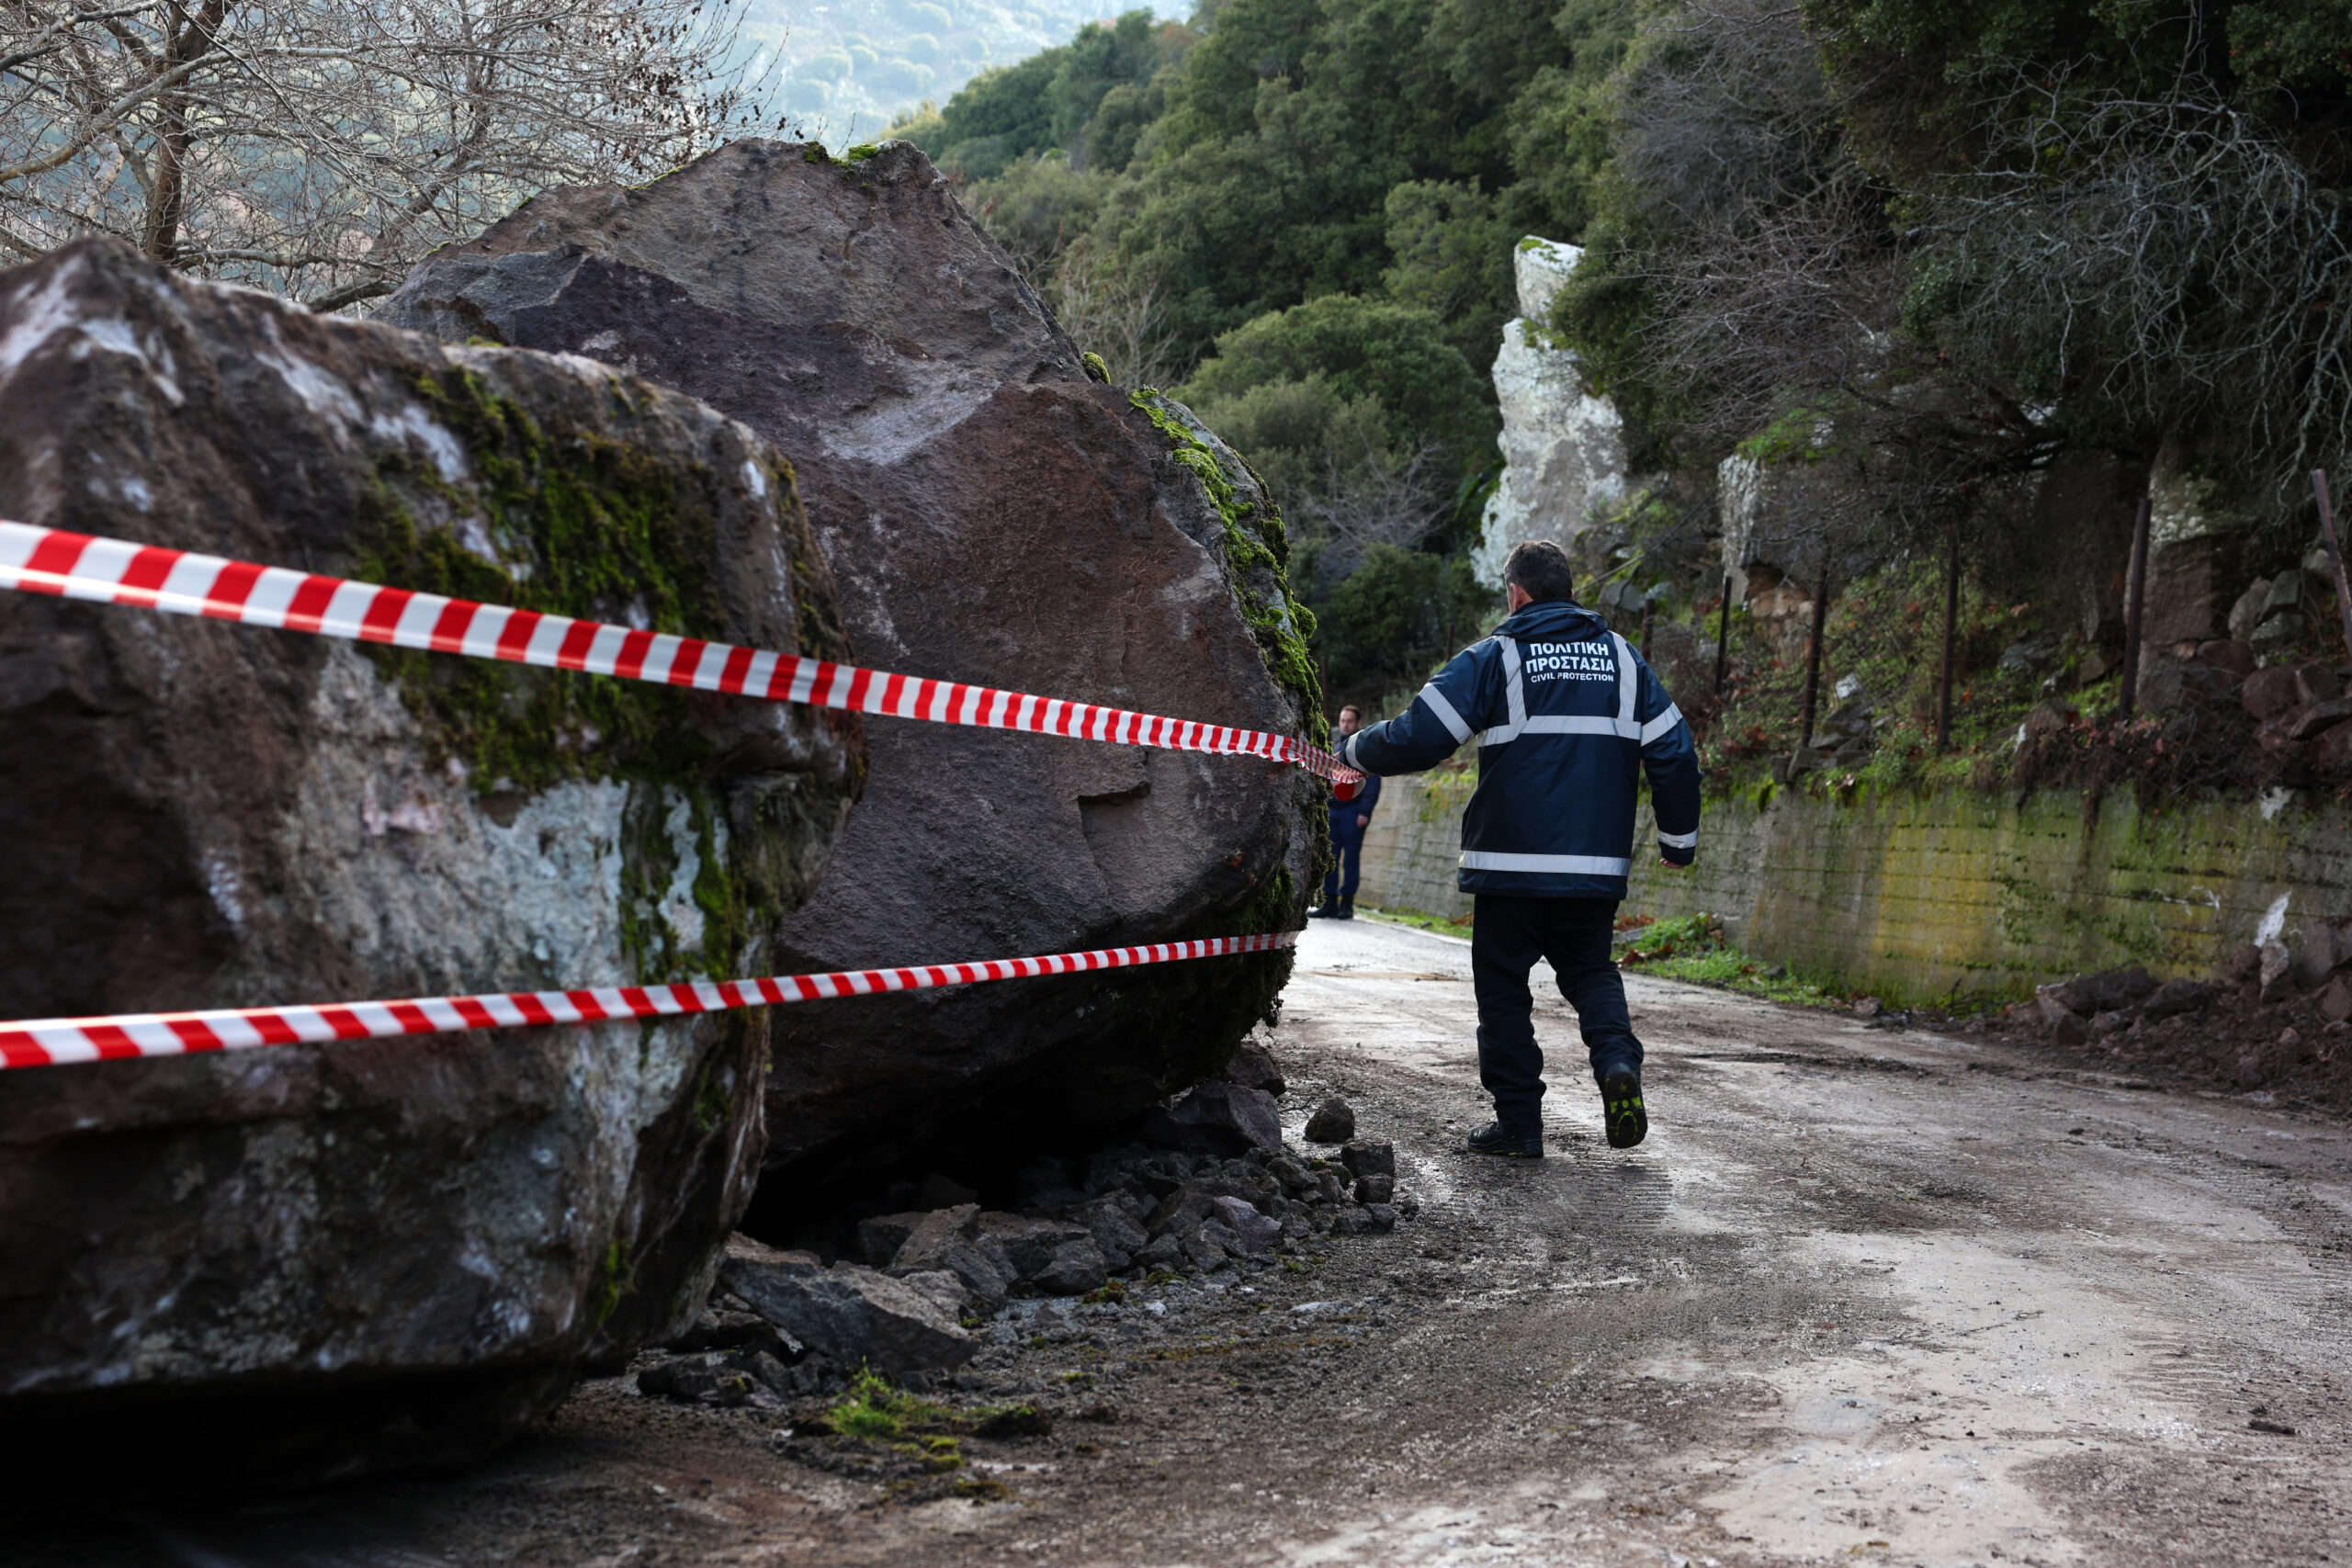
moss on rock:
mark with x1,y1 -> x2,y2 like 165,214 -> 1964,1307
1127,388 -> 1325,746
348,358 -> 843,984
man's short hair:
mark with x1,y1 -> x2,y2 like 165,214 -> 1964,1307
1338,703 -> 1362,717
1503,540 -> 1576,603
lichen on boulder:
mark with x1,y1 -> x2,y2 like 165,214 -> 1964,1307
0,236 -> 861,1485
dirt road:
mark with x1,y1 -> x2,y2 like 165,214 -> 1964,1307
20,916 -> 2352,1567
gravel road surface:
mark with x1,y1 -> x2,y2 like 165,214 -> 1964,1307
18,916 -> 2352,1567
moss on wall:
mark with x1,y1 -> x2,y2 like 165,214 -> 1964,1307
1363,772 -> 2352,1007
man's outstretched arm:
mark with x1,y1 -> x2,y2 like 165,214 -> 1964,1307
1344,643 -> 1492,776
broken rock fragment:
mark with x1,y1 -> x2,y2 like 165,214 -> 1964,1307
1210,1195 -> 1282,1255
888,1205 -> 1016,1312
2324,976 -> 2352,1024
1305,1099 -> 1357,1144
723,1260 -> 976,1375
2142,977 -> 2213,1021
1224,1039 -> 1288,1096
638,1350 -> 797,1409
976,1213 -> 1097,1280
1065,1196 -> 1149,1269
1141,1081 -> 1284,1157
2043,967 -> 2158,1017
1033,1239 -> 1111,1295
2260,942 -> 2296,1004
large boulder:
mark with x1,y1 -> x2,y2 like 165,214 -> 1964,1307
385,140 -> 1321,1194
0,239 -> 860,1485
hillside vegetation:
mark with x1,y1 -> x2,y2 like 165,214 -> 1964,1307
899,1 -> 2352,799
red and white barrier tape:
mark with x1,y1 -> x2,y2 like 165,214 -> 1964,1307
0,522 -> 1363,790
0,931 -> 1297,1068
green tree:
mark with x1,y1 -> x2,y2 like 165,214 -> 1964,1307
1381,179 -> 1515,367
1179,293 -> 1494,459
1318,545 -> 1496,693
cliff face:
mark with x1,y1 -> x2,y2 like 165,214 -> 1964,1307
1473,239 -> 1634,587
0,237 -> 860,1483
386,139 -> 1322,1193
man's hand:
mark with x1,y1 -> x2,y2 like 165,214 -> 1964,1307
1356,814 -> 1369,828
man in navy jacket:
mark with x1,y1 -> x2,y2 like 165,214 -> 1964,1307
1340,540 -> 1701,1156
1310,704 -> 1383,919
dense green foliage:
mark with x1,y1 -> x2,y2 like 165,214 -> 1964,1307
906,0 -> 2352,776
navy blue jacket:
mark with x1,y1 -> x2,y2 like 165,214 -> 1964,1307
1329,769 -> 1381,843
1342,599 -> 1702,898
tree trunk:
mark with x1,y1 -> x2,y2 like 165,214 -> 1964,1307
1797,557 -> 1830,750
1714,583 -> 1732,695
2119,493 -> 2153,718
1936,523 -> 1961,752
137,0 -> 228,264
2310,470 -> 2352,663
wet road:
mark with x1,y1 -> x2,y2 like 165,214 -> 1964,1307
16,916 -> 2352,1566
1263,917 -> 2352,1566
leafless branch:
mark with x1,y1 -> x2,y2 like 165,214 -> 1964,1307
1047,236 -> 1181,387
0,0 -> 785,306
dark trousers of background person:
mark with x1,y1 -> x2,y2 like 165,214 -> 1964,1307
1323,830 -> 1364,906
1471,895 -> 1640,1135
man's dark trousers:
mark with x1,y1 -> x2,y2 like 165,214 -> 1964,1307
1322,829 -> 1363,906
1472,895 -> 1640,1135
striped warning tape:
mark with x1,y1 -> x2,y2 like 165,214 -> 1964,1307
0,931 -> 1297,1068
0,521 -> 1363,789
0,522 -> 1334,1070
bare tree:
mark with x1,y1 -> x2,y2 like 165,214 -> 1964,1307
1291,435 -> 1453,583
1903,64 -> 2352,499
1046,235 -> 1179,388
1,0 -> 776,310
1604,0 -> 1901,455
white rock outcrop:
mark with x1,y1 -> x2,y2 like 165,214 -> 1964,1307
1472,238 -> 1631,586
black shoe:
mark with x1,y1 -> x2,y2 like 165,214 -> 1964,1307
1466,1122 -> 1544,1158
1600,1070 -> 1647,1149
1336,896 -> 1355,920
1307,902 -> 1336,919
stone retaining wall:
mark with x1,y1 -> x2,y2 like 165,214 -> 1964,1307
1355,773 -> 2352,1005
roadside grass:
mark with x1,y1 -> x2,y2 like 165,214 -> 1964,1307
1355,904 -> 1474,941
1612,912 -> 1845,1009
1358,904 -> 1850,1008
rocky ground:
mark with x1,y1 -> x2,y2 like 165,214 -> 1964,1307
9,917 -> 2352,1567
1975,942 -> 2352,1112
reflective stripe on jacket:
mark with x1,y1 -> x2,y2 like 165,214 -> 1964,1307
1340,598 -> 1702,898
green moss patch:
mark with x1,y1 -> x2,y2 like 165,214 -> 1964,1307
354,364 -> 740,794
1127,387 -> 1324,742
348,362 -> 840,984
